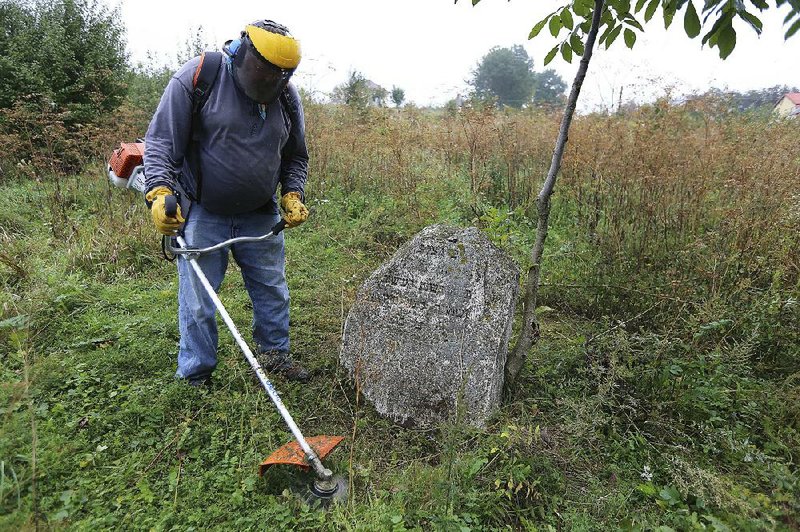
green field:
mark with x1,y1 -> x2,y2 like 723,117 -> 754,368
1,102 -> 799,530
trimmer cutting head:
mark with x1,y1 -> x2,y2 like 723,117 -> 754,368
260,435 -> 348,505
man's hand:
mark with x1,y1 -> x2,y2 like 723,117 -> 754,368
280,191 -> 309,228
145,186 -> 185,235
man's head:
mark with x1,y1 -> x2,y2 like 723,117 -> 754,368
225,20 -> 301,104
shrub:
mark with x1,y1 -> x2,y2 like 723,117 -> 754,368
0,0 -> 127,179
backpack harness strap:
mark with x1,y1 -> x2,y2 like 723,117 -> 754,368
187,51 -> 222,203
191,51 -> 222,133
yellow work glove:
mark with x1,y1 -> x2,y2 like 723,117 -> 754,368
145,186 -> 185,235
280,191 -> 309,228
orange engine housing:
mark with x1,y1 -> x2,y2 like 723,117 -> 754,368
109,142 -> 145,180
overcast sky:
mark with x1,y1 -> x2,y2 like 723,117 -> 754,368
108,0 -> 800,111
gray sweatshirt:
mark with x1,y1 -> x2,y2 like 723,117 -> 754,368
144,55 -> 308,215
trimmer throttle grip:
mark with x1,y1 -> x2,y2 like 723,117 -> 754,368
164,194 -> 178,218
272,219 -> 287,235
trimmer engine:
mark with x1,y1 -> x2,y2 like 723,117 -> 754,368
108,142 -> 146,193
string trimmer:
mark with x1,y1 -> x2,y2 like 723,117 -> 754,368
108,142 -> 348,505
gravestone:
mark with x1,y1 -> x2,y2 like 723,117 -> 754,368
340,224 -> 519,428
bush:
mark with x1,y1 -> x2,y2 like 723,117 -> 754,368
0,0 -> 127,179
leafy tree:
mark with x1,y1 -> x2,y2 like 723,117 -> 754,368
391,86 -> 406,107
533,68 -> 568,106
370,83 -> 389,107
177,25 -> 215,66
462,0 -> 800,393
125,25 -> 219,121
331,70 -> 371,109
0,2 -> 36,108
471,45 -> 537,108
0,0 -> 127,124
125,58 -> 175,117
331,71 -> 391,109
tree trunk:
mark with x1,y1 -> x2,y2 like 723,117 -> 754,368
504,0 -> 606,395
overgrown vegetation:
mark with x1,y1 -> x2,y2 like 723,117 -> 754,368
1,0 -> 797,526
1,89 -> 798,529
0,0 -> 127,177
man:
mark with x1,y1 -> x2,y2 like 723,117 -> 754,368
143,20 -> 310,385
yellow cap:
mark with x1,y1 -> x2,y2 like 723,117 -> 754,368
246,24 -> 301,69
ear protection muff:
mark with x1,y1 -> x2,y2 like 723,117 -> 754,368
223,38 -> 242,58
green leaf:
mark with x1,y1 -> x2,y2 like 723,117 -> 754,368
705,515 -> 732,532
664,7 -> 676,28
617,0 -> 633,14
785,17 -> 800,38
570,32 -> 586,55
574,0 -> 592,17
644,0 -> 660,22
637,482 -> 658,496
702,9 -> 734,45
624,27 -> 637,47
466,456 -> 488,476
738,10 -> 763,34
0,315 -> 29,329
635,0 -> 648,11
659,485 -> 682,506
717,24 -> 737,57
472,0 -> 482,5
684,1 -> 701,37
606,24 -> 624,47
544,45 -> 559,65
561,41 -> 574,62
599,21 -> 615,44
137,478 -> 155,504
561,8 -> 575,29
549,15 -> 563,37
624,14 -> 645,30
750,0 -> 768,8
529,18 -> 549,39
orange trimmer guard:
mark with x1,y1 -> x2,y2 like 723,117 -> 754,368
259,435 -> 344,476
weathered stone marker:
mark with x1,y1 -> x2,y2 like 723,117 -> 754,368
340,224 -> 519,428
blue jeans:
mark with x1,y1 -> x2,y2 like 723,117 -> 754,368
175,203 -> 289,381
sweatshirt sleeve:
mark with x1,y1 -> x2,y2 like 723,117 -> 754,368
143,73 -> 194,196
279,83 -> 309,200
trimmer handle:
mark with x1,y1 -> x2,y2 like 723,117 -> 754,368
164,196 -> 283,234
164,195 -> 178,218
166,218 -> 289,257
272,219 -> 287,235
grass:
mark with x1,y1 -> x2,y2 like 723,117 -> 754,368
1,102 -> 799,530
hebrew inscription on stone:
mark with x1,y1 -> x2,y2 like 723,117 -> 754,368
340,225 -> 519,428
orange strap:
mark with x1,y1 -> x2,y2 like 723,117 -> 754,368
192,52 -> 206,88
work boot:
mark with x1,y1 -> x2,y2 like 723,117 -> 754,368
259,350 -> 310,383
186,375 -> 212,388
